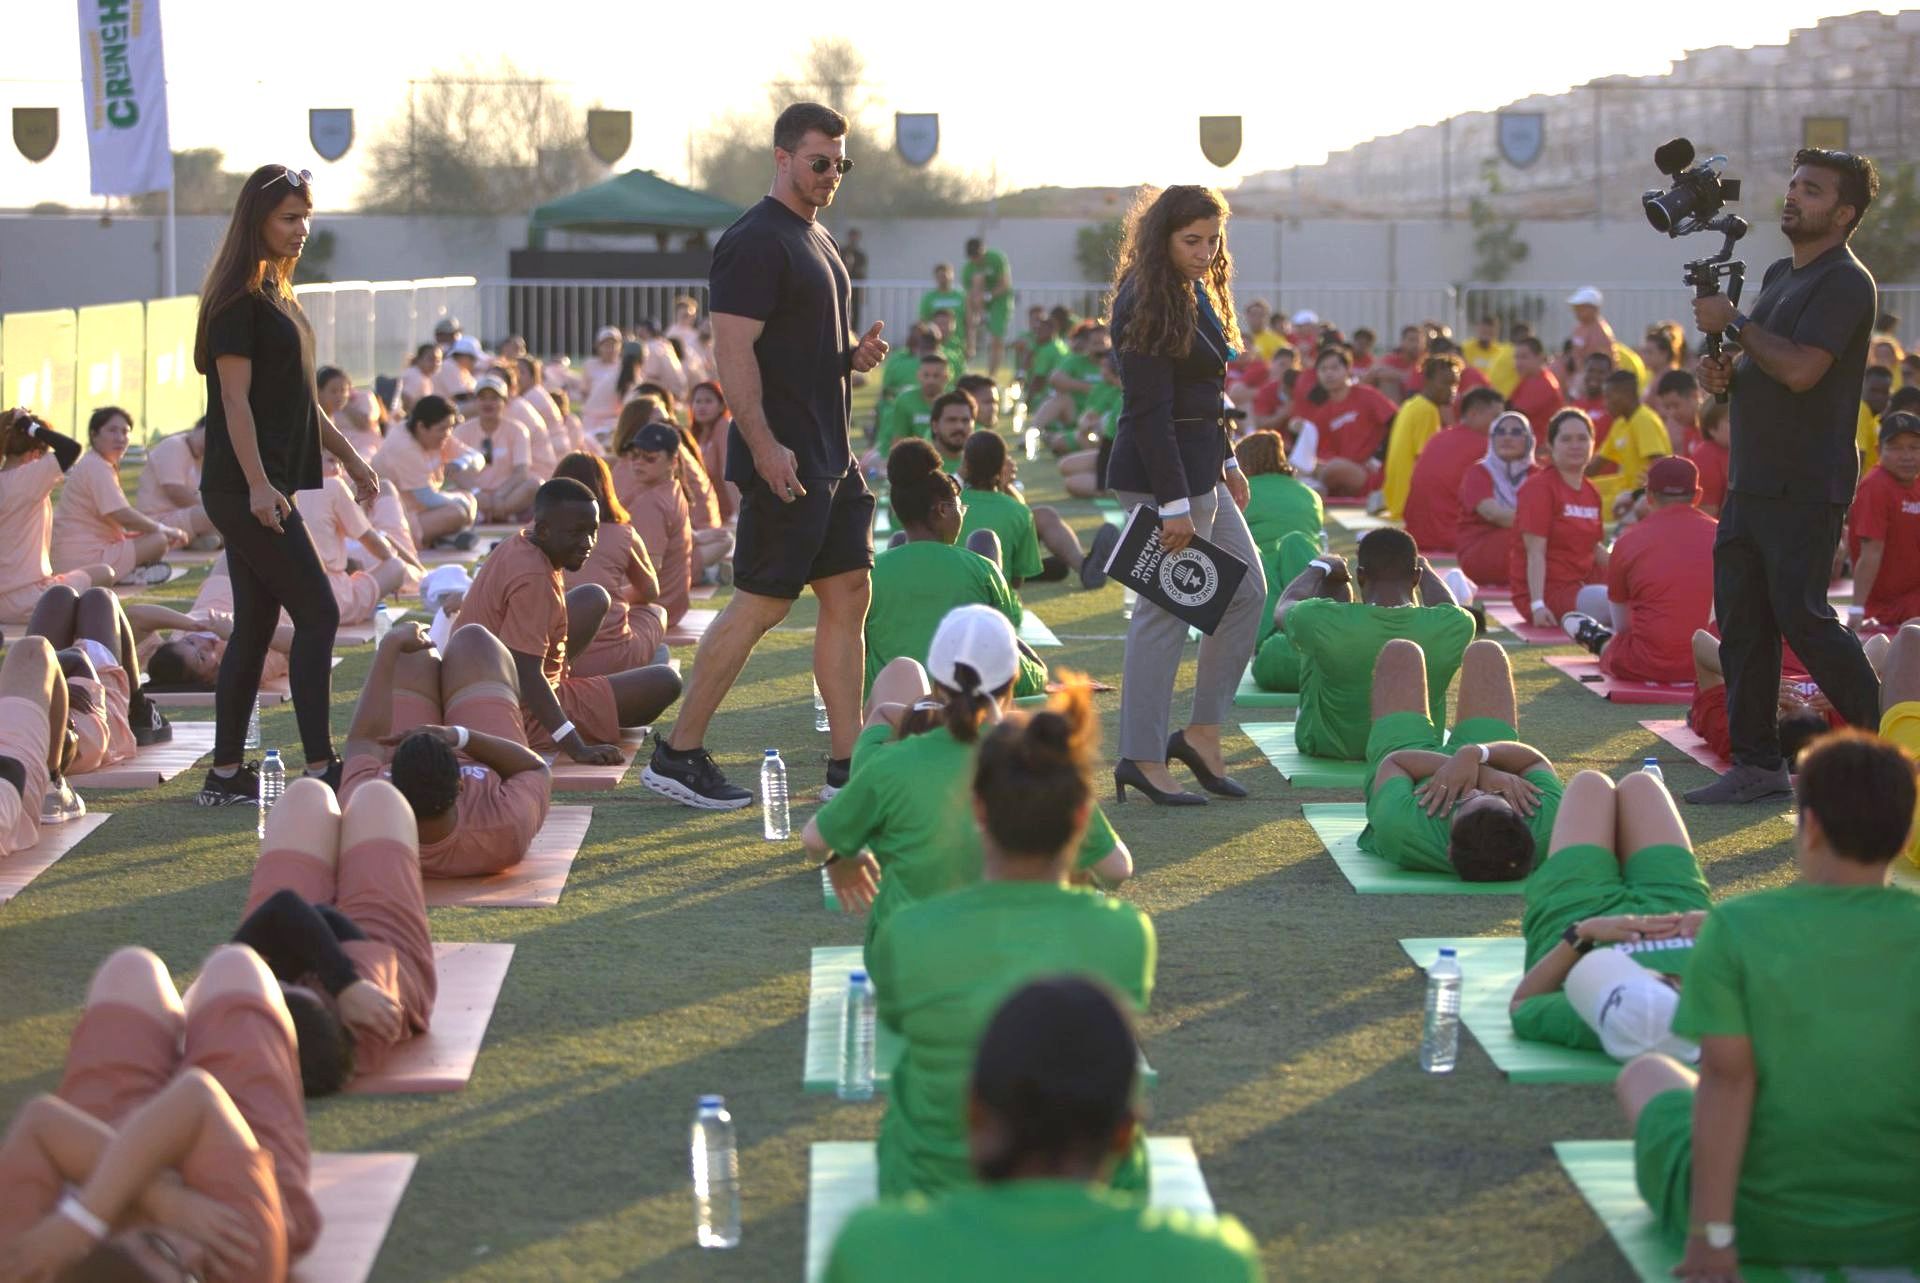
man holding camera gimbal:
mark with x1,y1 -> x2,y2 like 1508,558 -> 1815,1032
1686,149 -> 1882,805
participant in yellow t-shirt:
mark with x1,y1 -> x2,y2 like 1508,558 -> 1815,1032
1859,365 -> 1895,471
1461,317 -> 1513,385
1612,341 -> 1651,394
1381,357 -> 1461,520
1592,370 -> 1672,510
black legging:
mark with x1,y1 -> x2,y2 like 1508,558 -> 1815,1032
202,491 -> 340,766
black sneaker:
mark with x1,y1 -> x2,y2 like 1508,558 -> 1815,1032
129,694 -> 173,747
820,756 -> 852,801
641,742 -> 753,810
197,763 -> 260,807
1082,523 -> 1121,590
307,757 -> 343,793
1569,614 -> 1613,656
1683,762 -> 1792,806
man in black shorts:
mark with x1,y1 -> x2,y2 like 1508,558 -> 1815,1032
644,101 -> 889,809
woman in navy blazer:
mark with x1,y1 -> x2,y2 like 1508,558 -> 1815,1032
1104,185 -> 1267,806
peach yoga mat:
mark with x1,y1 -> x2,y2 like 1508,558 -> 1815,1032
423,806 -> 592,908
295,1152 -> 417,1283
70,721 -> 217,788
345,942 -> 514,1094
0,813 -> 110,906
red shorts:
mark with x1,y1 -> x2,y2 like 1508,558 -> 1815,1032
1864,586 -> 1920,628
1686,683 -> 1732,760
527,672 -> 621,750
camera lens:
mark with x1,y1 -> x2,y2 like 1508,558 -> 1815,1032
1642,189 -> 1679,234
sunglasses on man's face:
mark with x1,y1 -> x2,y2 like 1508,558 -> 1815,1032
799,155 -> 854,175
265,166 -> 311,190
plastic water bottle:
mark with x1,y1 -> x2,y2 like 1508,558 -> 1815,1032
1024,426 -> 1040,460
839,970 -> 877,1101
257,750 -> 285,840
1419,947 -> 1462,1074
812,678 -> 830,733
761,749 -> 789,840
1640,756 -> 1664,785
244,697 -> 261,750
690,1096 -> 741,1249
1123,586 -> 1137,620
372,601 -> 391,645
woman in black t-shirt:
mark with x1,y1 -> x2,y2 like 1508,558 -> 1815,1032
191,165 -> 381,805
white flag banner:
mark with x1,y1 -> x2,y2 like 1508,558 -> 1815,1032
76,0 -> 172,196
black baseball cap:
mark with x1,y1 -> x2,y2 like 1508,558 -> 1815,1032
1880,411 -> 1920,444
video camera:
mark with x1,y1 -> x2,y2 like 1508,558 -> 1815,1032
1644,138 -> 1748,402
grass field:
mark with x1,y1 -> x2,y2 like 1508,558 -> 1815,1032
0,438 -> 1814,1282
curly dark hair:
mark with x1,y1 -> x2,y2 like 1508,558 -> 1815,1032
1109,185 -> 1241,359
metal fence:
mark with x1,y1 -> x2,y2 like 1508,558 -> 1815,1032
296,276 -> 479,386
1459,282 -> 1920,354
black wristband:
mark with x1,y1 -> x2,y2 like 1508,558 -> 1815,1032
1563,924 -> 1595,955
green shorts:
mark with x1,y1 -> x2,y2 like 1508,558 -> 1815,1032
1362,709 -> 1515,801
1633,1087 -> 1696,1242
984,294 -> 1013,338
1520,843 -> 1709,968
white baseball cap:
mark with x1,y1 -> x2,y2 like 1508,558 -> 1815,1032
1564,947 -> 1698,1063
475,374 -> 508,397
595,325 -> 623,345
926,604 -> 1019,696
1567,287 -> 1605,308
449,336 -> 483,359
1290,309 -> 1320,327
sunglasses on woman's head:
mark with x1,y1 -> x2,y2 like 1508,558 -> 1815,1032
800,155 -> 854,175
265,166 -> 311,190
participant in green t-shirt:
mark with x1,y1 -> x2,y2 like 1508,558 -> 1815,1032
874,355 -> 953,461
961,487 -> 1044,584
1278,532 -> 1475,761
962,240 -> 1015,375
918,263 -> 968,324
1234,431 -> 1326,651
829,978 -> 1261,1283
861,440 -> 1045,698
1083,377 -> 1124,440
1027,332 -> 1069,405
871,696 -> 1157,1200
1624,732 -> 1920,1274
1507,769 -> 1710,1054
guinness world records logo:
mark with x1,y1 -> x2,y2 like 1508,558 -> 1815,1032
1159,549 -> 1217,608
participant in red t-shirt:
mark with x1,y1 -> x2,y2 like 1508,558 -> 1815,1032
1596,456 -> 1718,683
1686,625 -> 1842,763
1510,409 -> 1606,625
1404,387 -> 1505,553
1655,368 -> 1705,458
1455,412 -> 1538,586
1505,336 -> 1565,449
1690,400 -> 1730,517
1847,411 -> 1920,626
1379,325 -> 1426,388
1568,349 -> 1615,442
1290,347 -> 1398,497
1249,348 -> 1302,430
1447,358 -> 1490,418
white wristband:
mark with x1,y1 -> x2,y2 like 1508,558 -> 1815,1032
451,725 -> 470,751
1531,599 -> 1549,613
1223,456 -> 1241,471
1475,743 -> 1491,765
1310,559 -> 1332,575
553,720 -> 576,743
57,1194 -> 108,1241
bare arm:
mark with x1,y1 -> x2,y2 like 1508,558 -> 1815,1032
1524,533 -> 1550,606
711,313 -> 775,461
1474,497 -> 1516,528
125,603 -> 203,638
1855,539 -> 1884,614
106,504 -> 166,536
342,629 -> 412,762
626,542 -> 660,605
317,408 -> 363,469
1415,557 -> 1455,606
1508,914 -> 1689,1010
1686,1036 -> 1758,1257
1734,326 -> 1836,395
159,480 -> 199,508
401,723 -> 547,782
1274,555 -> 1352,630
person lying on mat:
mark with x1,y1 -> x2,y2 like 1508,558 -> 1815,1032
1509,408 -> 1608,633
1358,638 -> 1563,881
1684,626 -> 1855,771
127,570 -> 293,696
231,774 -> 435,1097
25,584 -> 173,817
0,944 -> 321,1281
51,406 -> 190,588
1506,769 -> 1710,1057
293,455 -> 416,626
551,451 -> 669,674
1616,730 -> 1920,1277
804,606 -> 1131,946
339,622 -> 552,879
1555,456 -> 1717,678
452,477 -> 682,764
957,430 -> 1113,593
826,977 -> 1264,1283
1276,527 -> 1474,761
0,637 -> 65,861
869,678 -> 1154,1200
864,439 -> 1046,700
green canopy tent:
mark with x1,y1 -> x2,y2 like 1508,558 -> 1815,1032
527,170 -> 744,247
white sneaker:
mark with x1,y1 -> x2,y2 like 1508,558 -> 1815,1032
1364,490 -> 1388,516
127,563 -> 174,586
40,778 -> 85,825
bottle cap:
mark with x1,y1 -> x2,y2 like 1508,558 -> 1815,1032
698,1094 -> 725,1109
264,749 -> 280,759
849,970 -> 867,983
764,748 -> 778,757
1644,757 -> 1658,765
1438,947 -> 1457,958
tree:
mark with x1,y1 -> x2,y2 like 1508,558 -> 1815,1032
1075,218 -> 1124,283
1853,162 -> 1920,285
691,40 -> 988,219
359,64 -> 606,214
1467,159 -> 1530,283
130,148 -> 245,215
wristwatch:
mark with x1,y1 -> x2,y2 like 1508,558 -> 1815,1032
1726,311 -> 1751,342
1695,1221 -> 1736,1250
1562,924 -> 1595,955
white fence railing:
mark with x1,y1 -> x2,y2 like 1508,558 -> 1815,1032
295,276 -> 479,386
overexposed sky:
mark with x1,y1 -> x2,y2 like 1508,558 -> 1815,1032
0,1 -> 1894,207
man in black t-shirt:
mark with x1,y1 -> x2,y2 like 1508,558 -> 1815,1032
1687,148 -> 1883,805
643,101 -> 890,810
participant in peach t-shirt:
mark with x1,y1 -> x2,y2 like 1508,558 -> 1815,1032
24,583 -> 169,779
552,452 -> 669,674
294,462 -> 410,623
399,344 -> 441,412
236,775 -> 436,1087
51,408 -> 188,583
129,566 -> 292,690
133,419 -> 214,537
452,378 -> 538,521
372,395 -> 478,549
613,423 -> 694,627
0,636 -> 60,858
0,943 -> 314,1281
317,367 -> 383,464
340,622 -> 553,878
0,409 -> 116,620
451,479 -> 682,759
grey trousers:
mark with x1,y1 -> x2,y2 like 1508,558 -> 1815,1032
1112,483 -> 1267,763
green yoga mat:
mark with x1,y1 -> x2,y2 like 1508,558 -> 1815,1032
1241,721 -> 1368,789
1095,498 -> 1125,527
1017,612 -> 1062,648
805,1138 -> 1216,1283
1305,804 -> 1524,897
803,946 -> 1156,1094
1400,937 -> 1619,1083
1234,666 -> 1298,709
1553,1141 -> 1903,1283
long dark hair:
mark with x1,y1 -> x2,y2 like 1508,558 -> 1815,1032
1109,185 -> 1241,359
553,450 -> 631,525
194,165 -> 313,374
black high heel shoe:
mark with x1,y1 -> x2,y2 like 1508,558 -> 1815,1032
1166,731 -> 1249,798
1113,759 -> 1207,806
